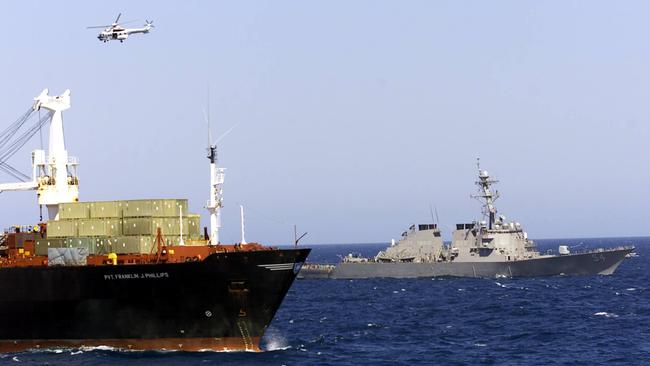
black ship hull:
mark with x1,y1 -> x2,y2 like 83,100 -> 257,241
298,247 -> 633,279
0,248 -> 310,352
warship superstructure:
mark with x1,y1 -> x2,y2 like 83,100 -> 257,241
299,161 -> 633,279
0,89 -> 309,351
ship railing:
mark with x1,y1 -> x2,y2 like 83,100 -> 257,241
3,226 -> 34,234
45,156 -> 79,165
546,245 -> 634,256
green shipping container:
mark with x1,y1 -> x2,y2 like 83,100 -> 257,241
160,218 -> 189,236
97,237 -> 118,254
112,236 -> 154,254
151,200 -> 164,216
160,199 -> 189,217
47,220 -> 78,238
64,237 -> 94,248
58,202 -> 89,219
122,217 -> 164,236
35,238 -> 66,255
163,236 -> 176,246
122,199 -> 189,218
89,201 -> 123,218
164,235 -> 186,246
63,237 -> 108,255
78,219 -> 123,237
187,214 -> 201,239
123,200 -> 155,217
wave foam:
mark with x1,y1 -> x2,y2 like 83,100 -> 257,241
594,312 -> 619,318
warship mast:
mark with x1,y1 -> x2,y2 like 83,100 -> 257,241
471,158 -> 500,230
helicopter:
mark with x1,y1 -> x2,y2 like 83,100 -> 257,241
87,13 -> 154,43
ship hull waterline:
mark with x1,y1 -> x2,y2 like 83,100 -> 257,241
0,248 -> 310,352
298,247 -> 633,279
0,337 -> 262,352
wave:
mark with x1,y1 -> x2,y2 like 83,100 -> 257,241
593,312 -> 619,318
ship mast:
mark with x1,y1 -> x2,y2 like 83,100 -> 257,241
205,99 -> 225,245
471,158 -> 499,229
206,145 -> 225,245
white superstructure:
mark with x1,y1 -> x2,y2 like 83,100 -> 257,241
449,160 -> 537,262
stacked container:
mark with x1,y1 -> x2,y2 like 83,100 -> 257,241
41,199 -> 203,256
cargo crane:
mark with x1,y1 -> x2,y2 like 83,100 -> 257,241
0,89 -> 79,220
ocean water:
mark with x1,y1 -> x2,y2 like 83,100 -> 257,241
5,237 -> 649,365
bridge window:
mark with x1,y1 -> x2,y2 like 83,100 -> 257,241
418,224 -> 437,231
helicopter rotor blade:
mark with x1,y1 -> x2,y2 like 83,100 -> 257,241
116,19 -> 139,26
87,25 -> 112,29
114,13 -> 122,24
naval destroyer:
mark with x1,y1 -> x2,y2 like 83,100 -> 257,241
0,89 -> 309,351
299,161 -> 633,279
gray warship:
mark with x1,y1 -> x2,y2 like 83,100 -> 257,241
299,163 -> 634,279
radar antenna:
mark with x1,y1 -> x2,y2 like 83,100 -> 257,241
470,157 -> 500,229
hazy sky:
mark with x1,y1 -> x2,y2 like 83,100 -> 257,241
1,1 -> 649,245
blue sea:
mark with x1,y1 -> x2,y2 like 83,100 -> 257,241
4,237 -> 648,365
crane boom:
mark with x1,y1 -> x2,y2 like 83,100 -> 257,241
0,89 -> 79,220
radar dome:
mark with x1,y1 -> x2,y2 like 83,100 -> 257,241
480,170 -> 489,177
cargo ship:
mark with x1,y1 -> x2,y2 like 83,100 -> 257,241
0,89 -> 309,352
